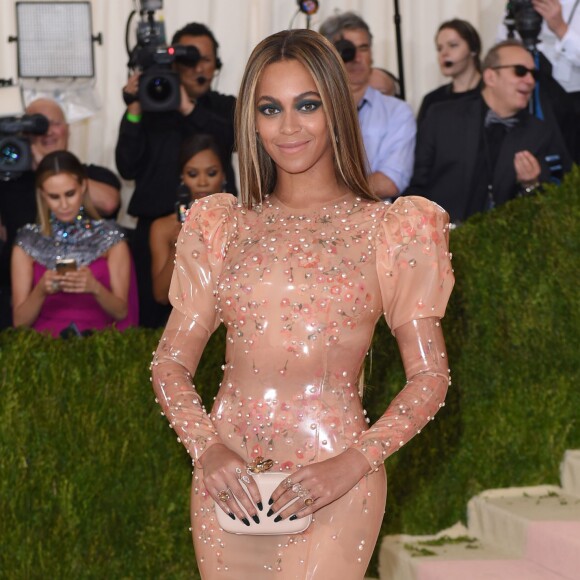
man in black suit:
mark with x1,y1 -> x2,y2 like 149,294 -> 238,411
407,40 -> 571,224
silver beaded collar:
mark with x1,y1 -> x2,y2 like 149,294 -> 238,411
15,212 -> 125,270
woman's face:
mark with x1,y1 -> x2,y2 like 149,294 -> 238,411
255,59 -> 333,179
40,172 -> 85,222
436,28 -> 474,78
181,149 -> 225,200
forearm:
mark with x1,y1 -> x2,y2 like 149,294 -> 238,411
115,115 -> 146,179
369,172 -> 400,198
151,310 -> 221,464
13,283 -> 47,327
92,282 -> 128,320
152,251 -> 176,305
87,179 -> 120,217
351,317 -> 450,471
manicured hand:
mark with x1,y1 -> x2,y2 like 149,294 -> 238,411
58,267 -> 98,294
267,448 -> 370,521
41,269 -> 63,295
514,150 -> 541,186
199,444 -> 263,525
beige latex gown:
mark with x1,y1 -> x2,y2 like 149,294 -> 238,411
151,192 -> 454,579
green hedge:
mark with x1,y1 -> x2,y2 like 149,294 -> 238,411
1,170 -> 579,579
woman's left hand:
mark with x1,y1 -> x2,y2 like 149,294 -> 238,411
267,448 -> 371,521
58,267 -> 99,294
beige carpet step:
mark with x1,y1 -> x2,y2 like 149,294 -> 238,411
561,450 -> 580,497
378,522 -> 567,580
467,485 -> 580,580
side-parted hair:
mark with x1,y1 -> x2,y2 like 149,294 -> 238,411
35,150 -> 99,236
482,39 -> 526,72
437,19 -> 482,72
235,28 -> 375,209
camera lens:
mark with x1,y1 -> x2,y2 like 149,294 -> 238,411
146,76 -> 173,103
334,39 -> 356,64
0,140 -> 21,167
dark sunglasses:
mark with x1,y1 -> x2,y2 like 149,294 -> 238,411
492,64 -> 539,80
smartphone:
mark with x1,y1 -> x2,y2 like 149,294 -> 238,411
55,258 -> 77,274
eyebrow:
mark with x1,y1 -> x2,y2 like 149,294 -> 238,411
256,90 -> 321,105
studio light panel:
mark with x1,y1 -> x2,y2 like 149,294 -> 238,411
16,2 -> 94,78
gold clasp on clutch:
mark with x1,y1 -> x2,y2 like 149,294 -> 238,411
247,456 -> 274,473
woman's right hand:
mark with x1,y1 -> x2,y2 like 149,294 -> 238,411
198,444 -> 264,525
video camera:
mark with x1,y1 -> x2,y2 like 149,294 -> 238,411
127,0 -> 201,112
0,114 -> 48,181
505,0 -> 543,50
334,39 -> 357,64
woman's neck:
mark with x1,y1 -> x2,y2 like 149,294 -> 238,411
272,170 -> 351,210
452,66 -> 481,93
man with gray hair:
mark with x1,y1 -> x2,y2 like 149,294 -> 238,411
319,11 -> 415,199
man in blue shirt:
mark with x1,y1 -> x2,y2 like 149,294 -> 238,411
320,12 -> 416,199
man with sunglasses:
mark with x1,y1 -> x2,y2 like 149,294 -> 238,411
498,0 -> 580,162
407,40 -> 571,224
115,22 -> 236,328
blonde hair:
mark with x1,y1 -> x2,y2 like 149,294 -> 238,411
235,28 -> 376,209
35,150 -> 100,235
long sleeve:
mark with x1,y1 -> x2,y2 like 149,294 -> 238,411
350,196 -> 454,470
359,90 -> 416,192
115,114 -> 146,180
151,193 -> 237,465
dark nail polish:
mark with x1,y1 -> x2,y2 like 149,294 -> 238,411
242,517 -> 250,527
257,501 -> 263,511
289,515 -> 297,521
268,497 -> 273,505
228,512 -> 235,520
266,508 -> 274,517
252,515 -> 260,524
274,515 -> 282,523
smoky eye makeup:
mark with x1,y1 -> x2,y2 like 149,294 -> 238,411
296,99 -> 322,112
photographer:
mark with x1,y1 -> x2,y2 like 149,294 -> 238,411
499,0 -> 580,161
0,98 -> 121,329
319,12 -> 416,199
115,22 -> 236,328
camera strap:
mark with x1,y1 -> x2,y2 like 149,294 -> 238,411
568,0 -> 580,25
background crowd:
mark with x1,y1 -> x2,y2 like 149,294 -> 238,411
0,0 -> 577,331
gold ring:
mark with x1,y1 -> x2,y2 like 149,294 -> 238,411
304,497 -> 314,507
217,489 -> 231,502
292,483 -> 309,497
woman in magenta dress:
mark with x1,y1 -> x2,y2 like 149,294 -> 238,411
11,150 -> 137,336
152,29 -> 454,579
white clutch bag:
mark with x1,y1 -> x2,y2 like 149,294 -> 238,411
215,472 -> 312,535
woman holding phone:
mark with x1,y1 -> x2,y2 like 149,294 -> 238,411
11,150 -> 137,336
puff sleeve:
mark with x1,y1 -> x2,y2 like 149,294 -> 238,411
350,196 -> 454,470
151,193 -> 236,466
